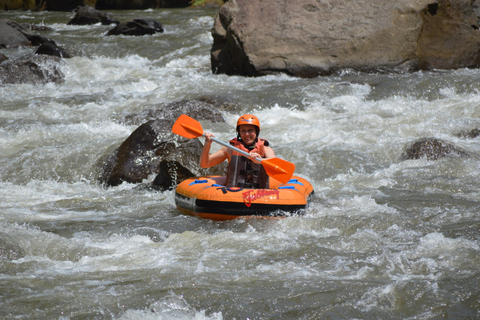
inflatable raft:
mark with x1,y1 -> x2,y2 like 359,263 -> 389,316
175,176 -> 314,220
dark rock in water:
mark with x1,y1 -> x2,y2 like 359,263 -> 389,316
35,41 -> 73,58
67,6 -> 119,26
99,100 -> 228,189
107,18 -> 164,36
456,128 -> 480,139
21,24 -> 55,32
100,119 -> 192,186
0,55 -> 64,85
99,119 -> 224,189
401,138 -> 470,160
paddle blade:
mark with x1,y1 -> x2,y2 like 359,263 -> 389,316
172,114 -> 204,139
261,157 -> 295,184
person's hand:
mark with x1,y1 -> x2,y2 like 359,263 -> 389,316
204,132 -> 215,143
249,152 -> 261,163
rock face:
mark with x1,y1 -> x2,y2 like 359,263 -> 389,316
211,0 -> 480,77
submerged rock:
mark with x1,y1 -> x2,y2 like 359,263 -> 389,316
107,18 -> 164,36
35,41 -> 73,58
401,138 -> 471,160
456,128 -> 480,139
0,55 -> 64,85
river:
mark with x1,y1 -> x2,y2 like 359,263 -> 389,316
1,7 -> 479,320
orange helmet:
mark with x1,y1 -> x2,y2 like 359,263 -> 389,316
236,114 -> 260,134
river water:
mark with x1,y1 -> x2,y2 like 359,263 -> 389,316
1,7 -> 479,320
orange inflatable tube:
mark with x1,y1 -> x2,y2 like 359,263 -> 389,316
175,176 -> 314,221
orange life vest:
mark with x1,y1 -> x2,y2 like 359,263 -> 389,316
226,138 -> 270,189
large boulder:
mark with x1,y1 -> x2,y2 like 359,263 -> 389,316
211,0 -> 480,77
106,18 -> 164,36
99,100 -> 228,189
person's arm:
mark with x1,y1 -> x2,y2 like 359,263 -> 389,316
200,132 -> 229,168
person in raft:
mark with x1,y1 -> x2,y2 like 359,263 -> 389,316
200,114 -> 275,189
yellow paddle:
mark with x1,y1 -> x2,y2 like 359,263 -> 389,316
172,114 -> 295,184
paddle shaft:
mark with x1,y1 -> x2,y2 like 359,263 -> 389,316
207,134 -> 263,163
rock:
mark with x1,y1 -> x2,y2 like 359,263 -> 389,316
0,20 -> 31,48
417,1 -> 480,70
401,138 -> 470,160
35,41 -> 73,58
107,18 -> 164,36
99,100 -> 227,189
151,159 -> 197,191
67,6 -> 119,26
100,118 -> 225,189
211,0 -> 480,77
0,20 -> 57,48
456,128 -> 480,139
0,54 -> 64,85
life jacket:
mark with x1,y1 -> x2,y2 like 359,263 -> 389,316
226,138 -> 270,189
